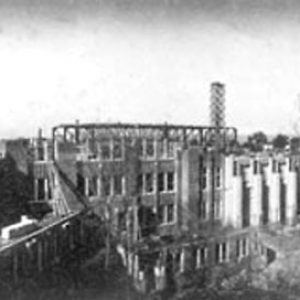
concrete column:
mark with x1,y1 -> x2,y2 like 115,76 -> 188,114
269,172 -> 280,224
179,248 -> 185,273
286,171 -> 297,225
196,248 -> 201,269
43,140 -> 48,161
180,148 -> 200,231
153,161 -> 158,213
133,255 -> 139,279
85,177 -> 89,197
121,176 -> 126,196
224,155 -> 234,226
128,253 -> 133,275
97,177 -> 101,196
163,139 -> 167,158
44,178 -> 49,200
121,137 -> 125,159
231,176 -> 243,228
109,138 -> 113,159
34,179 -> 39,201
174,149 -> 181,227
110,176 -> 114,196
250,174 -> 263,226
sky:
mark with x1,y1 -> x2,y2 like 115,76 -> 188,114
0,0 -> 300,138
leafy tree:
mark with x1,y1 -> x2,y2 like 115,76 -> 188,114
244,131 -> 268,152
290,137 -> 300,152
272,134 -> 289,150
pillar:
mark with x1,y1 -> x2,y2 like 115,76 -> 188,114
174,149 -> 181,228
84,177 -> 89,197
286,171 -> 297,225
269,172 -> 280,224
43,140 -> 48,161
133,254 -> 139,279
179,248 -> 185,273
44,178 -> 49,200
251,174 -> 263,226
34,179 -> 38,201
122,175 -> 126,196
231,176 -> 243,228
97,177 -> 101,196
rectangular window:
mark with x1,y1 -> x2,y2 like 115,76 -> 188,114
202,167 -> 207,189
254,160 -> 258,174
77,173 -> 85,196
158,172 -> 164,192
222,242 -> 227,261
37,146 -> 44,161
167,204 -> 174,223
158,205 -> 164,223
103,176 -> 111,196
137,139 -> 143,157
137,174 -> 143,194
167,141 -> 174,158
215,167 -> 221,188
233,161 -> 238,176
196,247 -> 207,268
113,175 -> 123,195
146,139 -> 154,157
101,140 -> 110,160
200,247 -> 206,266
113,139 -> 122,159
48,179 -> 52,199
88,176 -> 98,197
37,178 -> 45,200
145,173 -> 153,193
157,140 -> 164,158
199,199 -> 206,219
167,172 -> 174,191
214,198 -> 220,219
236,239 -> 240,258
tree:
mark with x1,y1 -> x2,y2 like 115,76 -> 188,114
244,131 -> 268,152
272,134 -> 289,150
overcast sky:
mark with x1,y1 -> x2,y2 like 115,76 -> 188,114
0,0 -> 300,138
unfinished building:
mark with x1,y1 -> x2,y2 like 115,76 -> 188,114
29,83 -> 300,293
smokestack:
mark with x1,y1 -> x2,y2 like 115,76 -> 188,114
210,82 -> 225,128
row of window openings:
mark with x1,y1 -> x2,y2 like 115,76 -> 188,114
36,178 -> 52,200
158,204 -> 174,224
233,160 -> 295,176
99,139 -> 176,160
77,175 -> 125,197
181,238 -> 248,270
215,238 -> 248,263
199,199 -> 221,220
76,172 -> 175,197
201,167 -> 222,189
137,172 -> 175,194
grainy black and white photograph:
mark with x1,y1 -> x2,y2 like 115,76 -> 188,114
1,0 -> 300,299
